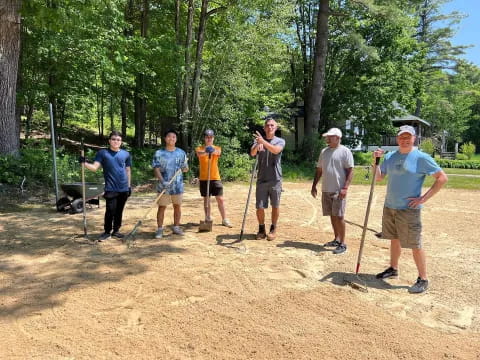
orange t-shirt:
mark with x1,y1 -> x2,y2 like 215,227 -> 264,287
196,145 -> 221,181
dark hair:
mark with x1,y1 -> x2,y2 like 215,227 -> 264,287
109,131 -> 123,139
164,129 -> 179,138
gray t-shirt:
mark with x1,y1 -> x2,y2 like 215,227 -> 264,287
256,136 -> 286,183
317,144 -> 354,192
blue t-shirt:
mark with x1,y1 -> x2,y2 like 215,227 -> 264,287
94,148 -> 131,192
152,148 -> 188,195
381,149 -> 441,209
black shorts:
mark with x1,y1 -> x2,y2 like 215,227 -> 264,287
199,180 -> 223,197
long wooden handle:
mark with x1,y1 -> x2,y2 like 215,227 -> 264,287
81,138 -> 87,238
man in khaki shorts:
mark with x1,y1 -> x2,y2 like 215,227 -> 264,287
311,128 -> 354,254
373,125 -> 448,293
152,129 -> 189,239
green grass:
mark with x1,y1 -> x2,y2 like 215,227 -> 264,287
283,163 -> 480,190
443,168 -> 480,175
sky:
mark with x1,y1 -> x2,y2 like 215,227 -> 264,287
441,0 -> 480,66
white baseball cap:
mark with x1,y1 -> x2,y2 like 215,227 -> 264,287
397,125 -> 416,136
322,128 -> 342,138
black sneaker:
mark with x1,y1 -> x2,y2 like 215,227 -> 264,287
111,231 -> 125,239
332,243 -> 347,254
98,232 -> 111,241
408,277 -> 429,294
324,239 -> 341,247
376,266 -> 398,279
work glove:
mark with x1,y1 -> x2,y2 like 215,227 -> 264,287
127,187 -> 132,197
205,146 -> 215,154
161,180 -> 171,189
78,156 -> 86,164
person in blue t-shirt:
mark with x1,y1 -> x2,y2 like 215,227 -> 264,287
80,131 -> 132,241
373,125 -> 448,294
152,129 -> 189,239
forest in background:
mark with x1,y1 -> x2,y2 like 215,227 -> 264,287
0,0 -> 479,188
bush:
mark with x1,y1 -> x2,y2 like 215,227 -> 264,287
419,138 -> 435,156
460,142 -> 476,160
436,159 -> 480,169
353,151 -> 372,166
455,153 -> 469,160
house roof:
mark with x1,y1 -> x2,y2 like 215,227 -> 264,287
392,114 -> 431,127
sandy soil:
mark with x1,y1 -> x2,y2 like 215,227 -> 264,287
1,182 -> 479,359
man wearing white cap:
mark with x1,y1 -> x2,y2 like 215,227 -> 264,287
373,125 -> 448,293
311,127 -> 354,255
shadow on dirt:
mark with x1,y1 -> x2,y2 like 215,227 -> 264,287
276,240 -> 331,253
0,208 -> 187,319
320,271 -> 410,291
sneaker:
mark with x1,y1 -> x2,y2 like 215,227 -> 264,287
376,267 -> 398,279
222,219 -> 233,228
98,232 -> 111,241
332,243 -> 347,254
324,239 -> 341,247
155,228 -> 164,239
408,277 -> 429,294
172,225 -> 184,235
267,231 -> 276,241
111,231 -> 125,239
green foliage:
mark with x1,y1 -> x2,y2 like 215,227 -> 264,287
353,151 -> 373,166
436,159 -> 480,169
460,142 -> 476,159
293,135 -> 326,163
419,138 -> 435,156
455,153 -> 468,160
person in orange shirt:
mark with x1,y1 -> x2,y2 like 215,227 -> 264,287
195,129 -> 233,227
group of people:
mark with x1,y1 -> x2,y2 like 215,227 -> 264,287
80,118 -> 447,294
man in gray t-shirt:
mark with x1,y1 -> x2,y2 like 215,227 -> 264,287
311,128 -> 354,254
250,118 -> 286,241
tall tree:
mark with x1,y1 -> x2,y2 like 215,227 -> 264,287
305,0 -> 329,136
0,0 -> 22,155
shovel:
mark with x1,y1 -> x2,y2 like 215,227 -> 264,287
346,156 -> 381,292
199,153 -> 213,232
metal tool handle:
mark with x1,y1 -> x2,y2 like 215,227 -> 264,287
355,156 -> 380,274
81,138 -> 88,238
239,156 -> 258,242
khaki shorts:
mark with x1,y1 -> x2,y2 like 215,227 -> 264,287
382,207 -> 422,249
157,193 -> 183,207
321,192 -> 346,217
256,181 -> 282,209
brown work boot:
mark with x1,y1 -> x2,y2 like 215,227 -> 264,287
256,231 -> 267,239
256,225 -> 266,240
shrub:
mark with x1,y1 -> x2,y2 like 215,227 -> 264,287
455,153 -> 468,160
460,142 -> 476,160
419,138 -> 435,156
436,159 -> 480,169
353,151 -> 372,166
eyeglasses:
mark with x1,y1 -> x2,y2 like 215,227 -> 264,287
110,138 -> 122,141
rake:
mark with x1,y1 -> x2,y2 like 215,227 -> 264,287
346,156 -> 380,292
124,168 -> 183,247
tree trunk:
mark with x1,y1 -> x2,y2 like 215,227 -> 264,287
175,0 -> 183,121
133,0 -> 149,148
121,89 -> 128,137
180,0 -> 195,148
305,0 -> 329,136
191,0 -> 209,124
0,0 -> 22,155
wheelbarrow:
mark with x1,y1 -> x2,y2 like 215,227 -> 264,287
56,183 -> 104,214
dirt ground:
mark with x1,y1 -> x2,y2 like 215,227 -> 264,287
1,181 -> 479,359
